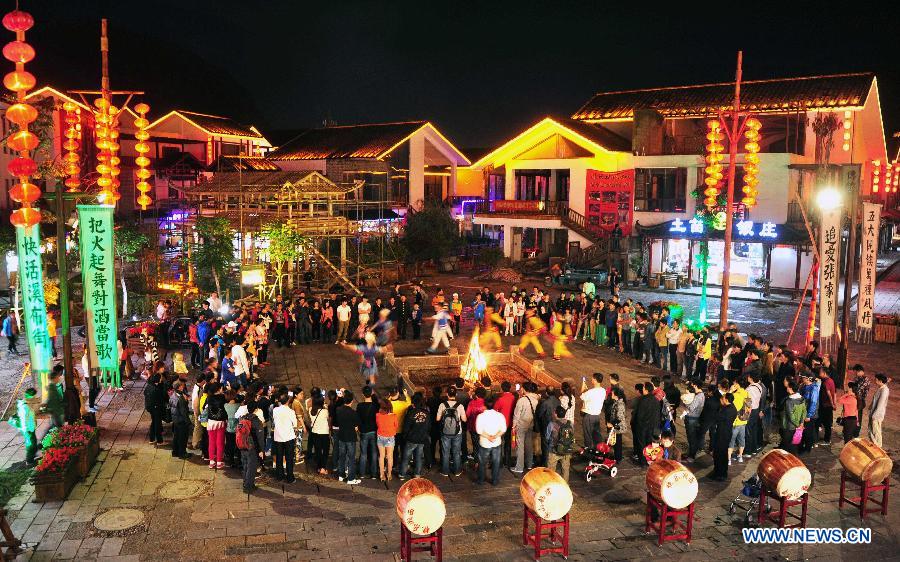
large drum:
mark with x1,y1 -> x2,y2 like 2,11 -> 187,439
757,449 -> 811,500
839,438 -> 893,484
645,459 -> 698,509
519,467 -> 574,521
396,478 -> 446,535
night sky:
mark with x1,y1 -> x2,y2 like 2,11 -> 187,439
23,1 -> 900,150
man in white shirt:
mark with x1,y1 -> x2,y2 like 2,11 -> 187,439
475,396 -> 507,485
272,393 -> 298,483
336,300 -> 352,344
580,372 -> 607,449
231,338 -> 251,387
208,292 -> 223,314
358,297 -> 372,328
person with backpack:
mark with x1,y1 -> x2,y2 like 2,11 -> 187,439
727,378 -> 750,465
545,406 -> 575,481
436,386 -> 467,477
779,377 -> 807,455
169,381 -> 191,459
236,400 -> 265,493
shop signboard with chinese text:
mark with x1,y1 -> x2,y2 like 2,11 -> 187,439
492,200 -> 545,213
77,205 -> 119,387
585,170 -> 634,236
855,202 -> 881,342
668,218 -> 779,242
15,225 -> 52,378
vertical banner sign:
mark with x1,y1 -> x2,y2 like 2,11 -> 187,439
77,205 -> 119,387
818,206 -> 841,340
855,202 -> 881,342
15,225 -> 52,381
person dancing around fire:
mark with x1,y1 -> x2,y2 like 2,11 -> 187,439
518,308 -> 547,358
426,304 -> 454,354
548,311 -> 573,361
479,306 -> 506,352
342,332 -> 383,386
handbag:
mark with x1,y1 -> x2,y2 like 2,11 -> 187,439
791,427 -> 803,445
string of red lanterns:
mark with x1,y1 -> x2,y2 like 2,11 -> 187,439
62,100 -> 82,191
2,8 -> 41,228
742,117 -> 761,207
703,119 -> 724,210
133,102 -> 152,209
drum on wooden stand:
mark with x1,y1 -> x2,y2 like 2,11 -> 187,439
645,459 -> 698,510
757,449 -> 811,500
519,467 -> 574,521
839,438 -> 893,484
396,478 -> 446,535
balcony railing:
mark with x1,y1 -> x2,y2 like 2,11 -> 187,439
473,200 -> 567,217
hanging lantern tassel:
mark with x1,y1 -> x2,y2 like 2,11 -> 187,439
3,9 -> 41,228
703,119 -> 724,211
133,102 -> 152,209
742,117 -> 762,208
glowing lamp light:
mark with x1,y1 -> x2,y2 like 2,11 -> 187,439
816,187 -> 842,211
741,115 -> 762,208
2,10 -> 34,32
703,119 -> 725,211
2,40 -> 33,63
241,265 -> 266,286
842,110 -> 852,151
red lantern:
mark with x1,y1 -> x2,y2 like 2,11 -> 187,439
10,206 -> 40,228
6,129 -> 38,151
3,69 -> 35,92
9,181 -> 40,204
2,10 -> 34,33
5,102 -> 36,126
7,156 -> 36,177
2,40 -> 34,63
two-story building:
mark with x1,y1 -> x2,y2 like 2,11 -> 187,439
265,121 -> 470,214
472,72 -> 888,291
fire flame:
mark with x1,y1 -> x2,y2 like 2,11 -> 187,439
460,327 -> 488,385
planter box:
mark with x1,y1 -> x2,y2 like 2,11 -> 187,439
75,432 -> 101,478
33,461 -> 79,502
874,323 -> 898,344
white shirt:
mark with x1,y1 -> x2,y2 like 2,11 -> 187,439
337,304 -> 352,322
235,405 -> 265,423
358,302 -> 371,320
208,296 -> 223,312
231,344 -> 250,376
747,382 -> 763,410
272,404 -> 298,442
475,409 -> 507,448
580,386 -> 607,416
666,327 -> 683,345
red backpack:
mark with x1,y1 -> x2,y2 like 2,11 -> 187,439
235,415 -> 254,450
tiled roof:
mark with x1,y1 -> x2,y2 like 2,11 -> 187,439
172,110 -> 263,138
573,72 -> 875,121
208,155 -> 281,172
556,117 -> 632,152
268,121 -> 427,160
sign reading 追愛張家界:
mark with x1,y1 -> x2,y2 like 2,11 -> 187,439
819,205 -> 841,341
855,202 -> 882,343
77,205 -> 120,387
15,224 -> 52,385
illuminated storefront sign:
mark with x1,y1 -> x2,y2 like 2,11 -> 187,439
669,218 -> 779,240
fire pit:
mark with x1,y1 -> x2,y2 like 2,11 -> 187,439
385,331 -> 560,392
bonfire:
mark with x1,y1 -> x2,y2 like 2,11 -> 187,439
460,327 -> 488,386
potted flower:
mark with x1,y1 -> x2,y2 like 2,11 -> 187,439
32,446 -> 81,502
43,424 -> 100,478
628,253 -> 643,287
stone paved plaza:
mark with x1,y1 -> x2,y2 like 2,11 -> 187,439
1,320 -> 899,561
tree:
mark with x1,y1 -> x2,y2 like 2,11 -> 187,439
192,216 -> 235,295
400,204 -> 462,274
114,224 -> 149,268
260,220 -> 306,297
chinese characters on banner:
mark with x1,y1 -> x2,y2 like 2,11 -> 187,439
818,206 -> 841,340
855,202 -> 881,342
585,170 -> 635,236
15,225 -> 52,385
77,205 -> 119,387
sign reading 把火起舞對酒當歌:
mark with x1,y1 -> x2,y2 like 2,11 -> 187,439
15,225 -> 52,382
77,205 -> 119,387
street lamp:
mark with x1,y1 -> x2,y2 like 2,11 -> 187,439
816,187 -> 842,211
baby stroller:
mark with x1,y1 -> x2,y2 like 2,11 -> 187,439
581,433 -> 618,481
728,474 -> 771,525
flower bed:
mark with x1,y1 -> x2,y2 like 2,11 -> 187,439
32,424 -> 101,501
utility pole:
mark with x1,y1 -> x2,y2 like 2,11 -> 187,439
719,51 -> 743,330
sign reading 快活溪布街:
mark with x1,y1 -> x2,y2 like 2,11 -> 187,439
77,205 -> 120,387
15,224 -> 52,385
